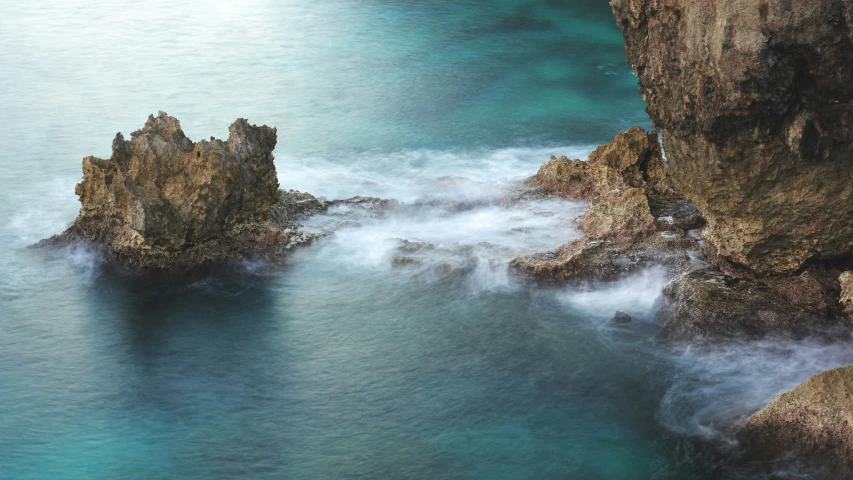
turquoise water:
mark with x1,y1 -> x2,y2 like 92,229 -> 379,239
2,1 -> 852,479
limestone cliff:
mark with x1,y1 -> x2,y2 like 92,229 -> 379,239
611,0 -> 853,276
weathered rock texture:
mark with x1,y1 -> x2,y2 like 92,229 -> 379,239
841,272 -> 853,318
514,127 -> 702,282
612,0 -> 853,276
743,365 -> 853,477
659,268 -> 841,342
42,112 -> 287,270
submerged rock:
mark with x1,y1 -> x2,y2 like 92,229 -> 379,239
743,365 -> 853,477
612,0 -> 853,276
39,112 -> 290,271
612,311 -> 632,324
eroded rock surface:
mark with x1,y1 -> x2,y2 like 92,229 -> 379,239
743,365 -> 853,477
513,127 -> 700,282
40,112 -> 288,270
612,0 -> 853,276
659,268 -> 841,342
841,272 -> 853,318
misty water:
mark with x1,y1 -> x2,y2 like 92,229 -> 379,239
2,1 -> 852,479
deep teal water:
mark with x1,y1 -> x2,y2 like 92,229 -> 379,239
2,1 -> 852,479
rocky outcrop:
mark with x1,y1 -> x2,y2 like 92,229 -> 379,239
513,127 -> 702,282
612,0 -> 853,276
659,268 -> 842,342
270,190 -> 329,228
517,127 -> 848,340
743,365 -> 853,477
522,156 -> 593,199
40,112 -> 291,270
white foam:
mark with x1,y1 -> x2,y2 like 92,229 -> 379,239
660,337 -> 853,443
305,195 -> 585,292
556,266 -> 669,319
277,145 -> 596,202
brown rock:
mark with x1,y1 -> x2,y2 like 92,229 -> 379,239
743,365 -> 853,477
659,268 -> 840,342
522,155 -> 593,198
513,127 -> 698,282
271,190 -> 329,228
612,0 -> 853,276
511,234 -> 694,284
841,272 -> 853,318
524,127 -> 675,239
39,112 -> 286,271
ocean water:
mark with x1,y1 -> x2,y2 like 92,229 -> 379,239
1,1 -> 851,479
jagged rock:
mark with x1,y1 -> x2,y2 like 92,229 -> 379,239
658,268 -> 842,342
394,239 -> 436,254
271,190 -> 329,228
38,112 -> 288,270
391,256 -> 423,267
512,234 -> 695,283
522,155 -> 593,198
525,127 -> 675,239
742,365 -> 853,477
612,0 -> 853,276
513,127 -> 699,282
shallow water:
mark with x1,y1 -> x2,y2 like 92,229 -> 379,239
2,1 -> 852,479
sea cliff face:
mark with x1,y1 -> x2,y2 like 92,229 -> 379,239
611,0 -> 853,276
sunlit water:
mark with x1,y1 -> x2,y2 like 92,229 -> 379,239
2,1 -> 851,479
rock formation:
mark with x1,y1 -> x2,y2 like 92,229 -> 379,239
659,268 -> 841,342
743,365 -> 853,477
513,127 -> 702,282
40,112 -> 291,270
611,0 -> 853,276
